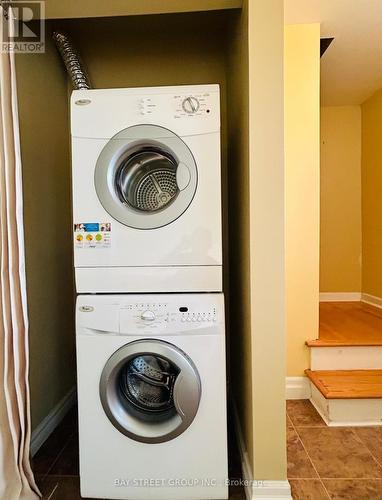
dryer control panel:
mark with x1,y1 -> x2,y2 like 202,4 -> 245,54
71,84 -> 220,139
138,93 -> 213,119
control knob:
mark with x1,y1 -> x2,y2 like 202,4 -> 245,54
141,310 -> 156,322
182,96 -> 200,114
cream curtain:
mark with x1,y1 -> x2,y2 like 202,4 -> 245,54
0,8 -> 40,500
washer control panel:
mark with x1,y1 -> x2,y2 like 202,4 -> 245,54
119,300 -> 218,334
76,294 -> 224,336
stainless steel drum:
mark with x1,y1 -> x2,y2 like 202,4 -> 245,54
115,149 -> 179,212
119,354 -> 177,413
95,125 -> 198,230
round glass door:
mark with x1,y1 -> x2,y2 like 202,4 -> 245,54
95,125 -> 198,229
99,340 -> 201,443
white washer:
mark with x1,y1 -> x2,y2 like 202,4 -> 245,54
76,293 -> 228,500
71,85 -> 222,293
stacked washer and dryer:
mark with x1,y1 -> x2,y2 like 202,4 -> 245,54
71,85 -> 228,500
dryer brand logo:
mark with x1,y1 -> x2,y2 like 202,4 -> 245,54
1,1 -> 45,53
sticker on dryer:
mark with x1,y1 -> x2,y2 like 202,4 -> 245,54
74,223 -> 111,249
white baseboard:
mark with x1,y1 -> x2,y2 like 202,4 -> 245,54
231,399 -> 292,500
319,292 -> 361,302
231,398 -> 254,500
285,377 -> 311,400
31,387 -> 76,457
361,293 -> 382,309
252,481 -> 293,499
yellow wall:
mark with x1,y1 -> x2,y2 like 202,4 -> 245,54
285,24 -> 320,377
16,27 -> 76,430
361,88 -> 382,298
320,106 -> 362,293
229,0 -> 287,480
249,0 -> 287,480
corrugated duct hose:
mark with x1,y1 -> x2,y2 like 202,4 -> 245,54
52,31 -> 91,90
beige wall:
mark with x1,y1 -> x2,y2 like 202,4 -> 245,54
361,88 -> 382,298
16,26 -> 75,430
285,23 -> 320,377
249,0 -> 287,480
320,106 -> 362,293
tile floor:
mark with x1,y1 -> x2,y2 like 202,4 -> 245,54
287,400 -> 382,499
32,405 -> 245,499
32,400 -> 382,499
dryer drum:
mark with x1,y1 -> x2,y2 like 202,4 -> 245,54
119,355 -> 178,413
94,124 -> 198,230
115,148 -> 179,212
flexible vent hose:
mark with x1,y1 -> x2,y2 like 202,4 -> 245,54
52,31 -> 91,90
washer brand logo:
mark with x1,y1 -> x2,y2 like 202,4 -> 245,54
79,306 -> 94,312
1,2 -> 45,53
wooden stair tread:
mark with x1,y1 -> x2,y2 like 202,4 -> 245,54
307,301 -> 382,347
306,338 -> 382,347
305,369 -> 382,399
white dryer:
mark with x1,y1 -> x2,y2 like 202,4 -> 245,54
76,293 -> 228,500
71,85 -> 222,293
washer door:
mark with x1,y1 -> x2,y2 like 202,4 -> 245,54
99,339 -> 201,443
94,125 -> 198,229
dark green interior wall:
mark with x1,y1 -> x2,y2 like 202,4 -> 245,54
16,9 -> 243,430
57,9 -> 234,366
16,24 -> 76,430
225,6 -> 253,463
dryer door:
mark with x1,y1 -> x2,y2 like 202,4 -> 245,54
94,125 -> 198,229
99,339 -> 201,443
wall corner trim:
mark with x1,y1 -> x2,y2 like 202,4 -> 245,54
30,386 -> 76,457
319,292 -> 361,302
285,377 -> 311,400
361,293 -> 382,309
231,398 -> 292,500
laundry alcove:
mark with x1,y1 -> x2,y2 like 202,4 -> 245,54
15,0 -> 287,490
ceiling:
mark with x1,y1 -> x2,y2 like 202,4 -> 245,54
285,0 -> 382,105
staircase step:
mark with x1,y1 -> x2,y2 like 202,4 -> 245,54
307,338 -> 382,347
306,369 -> 382,426
311,301 -> 382,347
305,369 -> 382,398
309,345 -> 382,370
